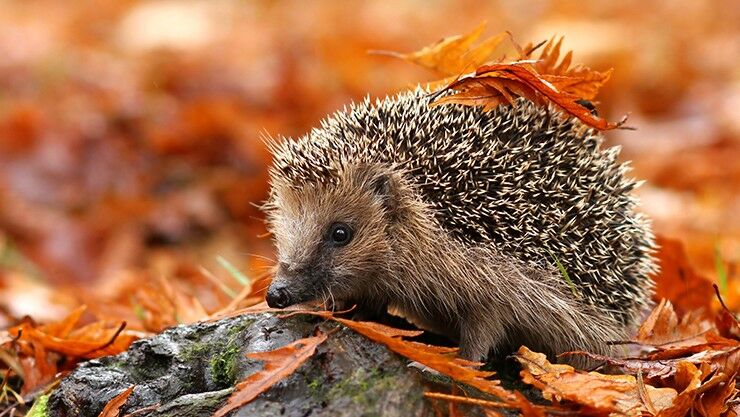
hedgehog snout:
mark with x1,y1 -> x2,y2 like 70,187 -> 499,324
266,281 -> 292,308
266,261 -> 325,308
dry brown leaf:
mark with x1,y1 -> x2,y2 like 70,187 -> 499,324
315,312 -> 519,404
520,36 -> 613,100
635,300 -> 739,362
435,63 -> 621,130
98,386 -> 135,417
516,346 -> 679,416
211,333 -> 328,417
655,361 -> 703,417
542,71 -> 613,102
382,25 -> 619,129
695,372 -> 736,417
373,22 -> 508,77
637,299 -> 685,344
11,319 -> 138,359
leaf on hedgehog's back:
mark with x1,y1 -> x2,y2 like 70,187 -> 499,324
371,22 -> 508,78
433,63 -> 621,130
377,24 -> 621,130
518,36 -> 613,101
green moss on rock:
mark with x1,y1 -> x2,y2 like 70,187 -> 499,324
327,368 -> 399,410
209,340 -> 240,386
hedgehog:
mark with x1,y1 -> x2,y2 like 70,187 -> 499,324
262,88 -> 656,361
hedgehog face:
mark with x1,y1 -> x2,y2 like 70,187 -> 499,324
265,164 -> 397,309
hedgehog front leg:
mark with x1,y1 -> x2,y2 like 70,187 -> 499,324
458,316 -> 506,361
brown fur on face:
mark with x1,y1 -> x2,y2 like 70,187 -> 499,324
265,164 -> 399,309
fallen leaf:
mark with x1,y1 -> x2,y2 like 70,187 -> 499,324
655,361 -> 703,417
211,333 -> 328,417
695,372 -> 736,417
217,306 -> 535,411
516,346 -> 679,416
98,386 -> 135,417
653,236 -> 716,314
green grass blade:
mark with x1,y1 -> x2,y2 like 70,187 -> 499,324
548,250 -> 579,298
714,245 -> 728,296
216,256 -> 250,286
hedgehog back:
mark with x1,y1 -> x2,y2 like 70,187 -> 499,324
270,90 -> 655,324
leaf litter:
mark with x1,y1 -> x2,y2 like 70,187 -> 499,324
0,17 -> 736,417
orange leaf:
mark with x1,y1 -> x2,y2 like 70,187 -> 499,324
211,333 -> 328,417
11,320 -> 138,359
695,372 -> 736,417
653,236 -> 716,314
19,342 -> 57,395
542,70 -> 613,101
98,386 -> 135,417
435,63 -> 621,130
373,22 -> 508,77
41,305 -> 87,339
518,36 -> 613,100
637,298 -> 684,344
307,311 -> 530,407
516,346 -> 680,416
332,317 -> 517,398
382,26 -> 616,125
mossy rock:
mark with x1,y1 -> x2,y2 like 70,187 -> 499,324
46,313 -> 433,417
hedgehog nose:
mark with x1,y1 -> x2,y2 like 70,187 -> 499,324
266,284 -> 292,308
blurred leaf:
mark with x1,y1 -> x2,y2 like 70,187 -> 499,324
653,236 -> 716,314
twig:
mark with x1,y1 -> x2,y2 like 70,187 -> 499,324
423,392 -> 519,410
80,322 -> 127,357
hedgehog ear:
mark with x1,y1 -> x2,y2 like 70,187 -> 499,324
369,171 -> 402,220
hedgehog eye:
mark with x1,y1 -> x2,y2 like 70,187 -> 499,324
328,222 -> 353,247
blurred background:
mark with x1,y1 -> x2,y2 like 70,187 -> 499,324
0,0 -> 738,328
